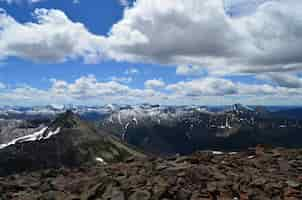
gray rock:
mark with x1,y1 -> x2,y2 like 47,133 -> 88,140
286,180 -> 300,188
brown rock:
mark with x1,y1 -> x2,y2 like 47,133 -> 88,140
207,182 -> 217,192
256,144 -> 272,155
176,188 -> 191,200
128,190 -> 151,200
240,192 -> 249,200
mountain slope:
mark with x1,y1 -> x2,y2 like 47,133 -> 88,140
272,108 -> 302,120
0,111 -> 144,176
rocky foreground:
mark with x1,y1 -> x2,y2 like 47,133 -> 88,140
0,146 -> 301,200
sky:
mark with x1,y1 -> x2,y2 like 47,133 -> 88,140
0,0 -> 302,106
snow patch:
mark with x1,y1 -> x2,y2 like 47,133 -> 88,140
96,157 -> 107,165
0,127 -> 61,150
212,151 -> 224,155
132,117 -> 138,125
44,127 -> 61,139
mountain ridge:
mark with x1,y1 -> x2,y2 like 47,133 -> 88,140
0,111 -> 145,176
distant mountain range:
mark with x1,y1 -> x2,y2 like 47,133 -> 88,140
99,104 -> 302,155
1,104 -> 302,158
1,104 -> 301,120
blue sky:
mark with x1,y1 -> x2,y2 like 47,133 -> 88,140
0,0 -> 302,106
0,0 -> 181,90
0,0 -> 132,87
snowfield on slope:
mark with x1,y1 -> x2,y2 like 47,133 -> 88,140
0,127 -> 61,150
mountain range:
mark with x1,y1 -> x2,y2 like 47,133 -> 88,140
0,104 -> 301,199
1,104 -> 302,156
100,104 -> 302,155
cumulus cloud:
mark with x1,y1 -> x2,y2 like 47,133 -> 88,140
144,79 -> 165,89
1,1 -> 302,105
0,75 -> 162,105
50,75 -> 165,103
0,9 -> 104,63
0,82 -> 6,89
166,78 -> 238,96
257,73 -> 302,88
0,75 -> 164,105
101,0 -> 302,75
176,65 -> 205,76
166,77 -> 302,97
109,76 -> 133,83
1,1 -> 302,75
2,75 -> 302,106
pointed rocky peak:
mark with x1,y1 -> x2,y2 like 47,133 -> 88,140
50,110 -> 82,129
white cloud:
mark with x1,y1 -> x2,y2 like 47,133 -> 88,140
0,9 -> 104,63
0,75 -> 165,105
166,78 -> 237,96
110,76 -> 133,83
49,75 -> 163,103
166,77 -> 302,97
1,1 -> 302,75
176,65 -> 205,76
125,68 -> 139,75
144,79 -> 165,89
50,79 -> 68,95
1,1 -> 302,105
102,0 -> 302,75
257,73 -> 302,88
2,75 -> 302,106
63,75 -> 129,99
0,82 -> 6,89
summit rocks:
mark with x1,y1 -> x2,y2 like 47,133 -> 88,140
0,147 -> 301,200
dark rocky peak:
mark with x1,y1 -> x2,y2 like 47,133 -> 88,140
0,110 -> 145,176
50,110 -> 81,129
